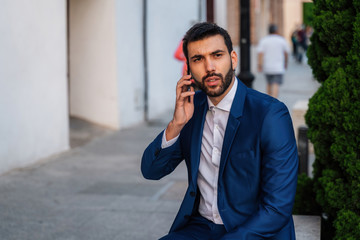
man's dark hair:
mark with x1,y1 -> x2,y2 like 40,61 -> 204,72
269,24 -> 278,34
182,22 -> 233,70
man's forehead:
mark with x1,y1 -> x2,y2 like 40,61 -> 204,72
187,34 -> 227,55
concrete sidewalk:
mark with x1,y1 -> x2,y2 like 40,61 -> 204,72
0,59 -> 320,240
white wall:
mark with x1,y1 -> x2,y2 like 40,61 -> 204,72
147,0 -> 200,120
69,0 -> 119,129
0,0 -> 68,174
115,0 -> 145,128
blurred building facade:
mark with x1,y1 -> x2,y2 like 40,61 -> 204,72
0,0 -> 309,175
223,0 -> 312,46
211,0 -> 311,74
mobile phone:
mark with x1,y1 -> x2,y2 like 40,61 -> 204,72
187,65 -> 195,102
187,65 -> 196,91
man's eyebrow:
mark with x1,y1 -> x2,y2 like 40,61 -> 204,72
190,50 -> 226,60
211,50 -> 226,55
190,54 -> 203,60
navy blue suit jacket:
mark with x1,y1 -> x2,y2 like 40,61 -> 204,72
142,79 -> 298,239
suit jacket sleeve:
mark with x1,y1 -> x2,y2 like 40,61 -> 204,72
141,130 -> 184,180
222,101 -> 299,240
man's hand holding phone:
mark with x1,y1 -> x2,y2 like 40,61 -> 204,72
165,74 -> 195,141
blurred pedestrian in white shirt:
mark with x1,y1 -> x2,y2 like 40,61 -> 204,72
257,24 -> 290,98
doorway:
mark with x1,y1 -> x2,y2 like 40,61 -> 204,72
67,0 -> 118,147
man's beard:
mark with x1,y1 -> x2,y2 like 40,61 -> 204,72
195,65 -> 234,98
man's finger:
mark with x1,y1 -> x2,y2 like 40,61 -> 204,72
180,91 -> 195,100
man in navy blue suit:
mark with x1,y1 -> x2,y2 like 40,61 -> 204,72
142,22 -> 298,239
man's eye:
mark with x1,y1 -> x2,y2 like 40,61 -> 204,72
193,58 -> 201,62
215,53 -> 222,58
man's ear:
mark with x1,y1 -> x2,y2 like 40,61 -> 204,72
231,50 -> 238,71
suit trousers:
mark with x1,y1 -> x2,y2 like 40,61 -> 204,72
159,213 -> 227,240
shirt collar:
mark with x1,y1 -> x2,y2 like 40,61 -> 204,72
207,78 -> 238,112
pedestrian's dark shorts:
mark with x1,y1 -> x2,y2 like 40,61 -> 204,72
265,74 -> 283,85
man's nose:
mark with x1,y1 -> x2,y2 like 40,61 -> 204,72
205,58 -> 215,72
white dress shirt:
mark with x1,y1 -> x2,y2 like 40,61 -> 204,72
162,78 -> 238,224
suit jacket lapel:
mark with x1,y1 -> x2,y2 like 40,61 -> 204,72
190,94 -> 208,187
219,79 -> 247,177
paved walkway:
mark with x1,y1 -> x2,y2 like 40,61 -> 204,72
0,58 -> 320,240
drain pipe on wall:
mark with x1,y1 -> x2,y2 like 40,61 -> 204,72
143,0 -> 149,122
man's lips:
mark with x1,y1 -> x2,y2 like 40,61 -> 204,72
204,76 -> 221,86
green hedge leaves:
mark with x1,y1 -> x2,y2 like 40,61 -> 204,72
294,0 -> 360,239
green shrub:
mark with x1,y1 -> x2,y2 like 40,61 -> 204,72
303,3 -> 314,26
294,0 -> 360,239
293,173 -> 320,215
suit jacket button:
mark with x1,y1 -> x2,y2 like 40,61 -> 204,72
154,149 -> 160,157
184,215 -> 190,220
190,191 -> 195,197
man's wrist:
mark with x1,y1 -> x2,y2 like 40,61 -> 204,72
166,120 -> 184,141
162,129 -> 179,149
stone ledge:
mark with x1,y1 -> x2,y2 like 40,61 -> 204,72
294,215 -> 321,240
